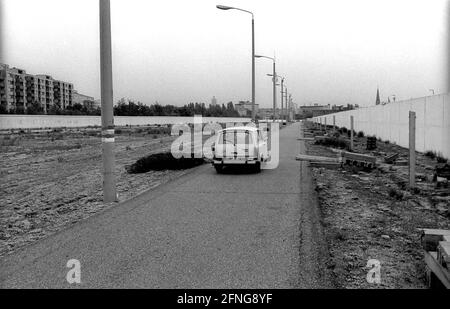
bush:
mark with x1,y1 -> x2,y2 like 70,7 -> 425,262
127,152 -> 205,173
425,150 -> 436,159
315,137 -> 350,150
388,188 -> 404,200
436,153 -> 448,163
357,131 -> 364,138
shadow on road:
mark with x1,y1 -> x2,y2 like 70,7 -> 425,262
213,165 -> 261,175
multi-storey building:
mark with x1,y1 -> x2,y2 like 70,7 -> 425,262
53,80 -> 73,109
0,64 -> 27,112
1,63 -> 76,114
35,75 -> 55,111
25,74 -> 48,112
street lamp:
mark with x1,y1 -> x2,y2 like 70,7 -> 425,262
255,55 -> 276,121
216,5 -> 255,122
268,74 -> 285,121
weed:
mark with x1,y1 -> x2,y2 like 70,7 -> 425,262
388,188 -> 404,200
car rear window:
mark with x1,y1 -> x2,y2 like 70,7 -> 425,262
218,130 -> 254,145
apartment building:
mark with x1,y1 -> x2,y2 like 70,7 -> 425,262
0,63 -> 75,113
53,79 -> 73,109
0,64 -> 27,112
25,74 -> 49,112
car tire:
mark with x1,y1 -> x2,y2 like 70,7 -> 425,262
214,164 -> 223,173
254,162 -> 261,173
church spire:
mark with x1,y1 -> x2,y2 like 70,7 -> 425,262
375,87 -> 381,105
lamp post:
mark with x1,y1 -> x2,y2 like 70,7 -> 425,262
216,5 -> 255,122
268,74 -> 285,122
255,55 -> 276,121
284,87 -> 288,121
99,0 -> 117,202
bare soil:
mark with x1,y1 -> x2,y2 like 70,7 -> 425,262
0,126 -> 189,258
304,122 -> 450,288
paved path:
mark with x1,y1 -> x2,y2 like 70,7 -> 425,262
0,122 -> 331,288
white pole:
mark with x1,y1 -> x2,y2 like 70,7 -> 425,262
409,111 -> 416,188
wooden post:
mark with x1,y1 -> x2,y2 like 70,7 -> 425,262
333,115 -> 336,131
324,117 -> 327,132
409,111 -> 416,188
350,115 -> 354,151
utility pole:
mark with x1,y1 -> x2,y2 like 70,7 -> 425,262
251,17 -> 255,122
409,111 -> 416,188
99,0 -> 117,202
280,78 -> 284,122
284,87 -> 288,121
288,94 -> 292,121
272,61 -> 276,121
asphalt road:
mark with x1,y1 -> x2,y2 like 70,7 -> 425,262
0,122 -> 332,288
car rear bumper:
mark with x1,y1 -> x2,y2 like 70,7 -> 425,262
213,158 -> 258,165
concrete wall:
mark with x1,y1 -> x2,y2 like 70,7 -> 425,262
0,115 -> 251,130
311,93 -> 450,159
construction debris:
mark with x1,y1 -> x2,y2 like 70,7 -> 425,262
366,136 -> 377,150
420,228 -> 450,288
384,153 -> 399,164
341,151 -> 376,169
436,163 -> 450,180
295,154 -> 340,163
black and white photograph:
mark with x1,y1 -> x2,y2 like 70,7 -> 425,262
0,0 -> 449,296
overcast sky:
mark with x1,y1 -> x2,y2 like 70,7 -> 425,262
1,0 -> 448,108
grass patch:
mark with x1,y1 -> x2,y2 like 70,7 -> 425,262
127,152 -> 205,173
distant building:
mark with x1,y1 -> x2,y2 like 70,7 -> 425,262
258,108 -> 281,119
73,91 -> 96,110
0,63 -> 74,113
211,96 -> 217,106
298,104 -> 332,117
297,103 -> 357,118
234,101 -> 259,117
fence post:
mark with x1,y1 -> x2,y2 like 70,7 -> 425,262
333,115 -> 336,131
409,111 -> 416,189
324,117 -> 327,133
350,115 -> 354,151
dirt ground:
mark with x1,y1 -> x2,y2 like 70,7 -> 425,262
0,126 -> 191,258
304,122 -> 450,288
